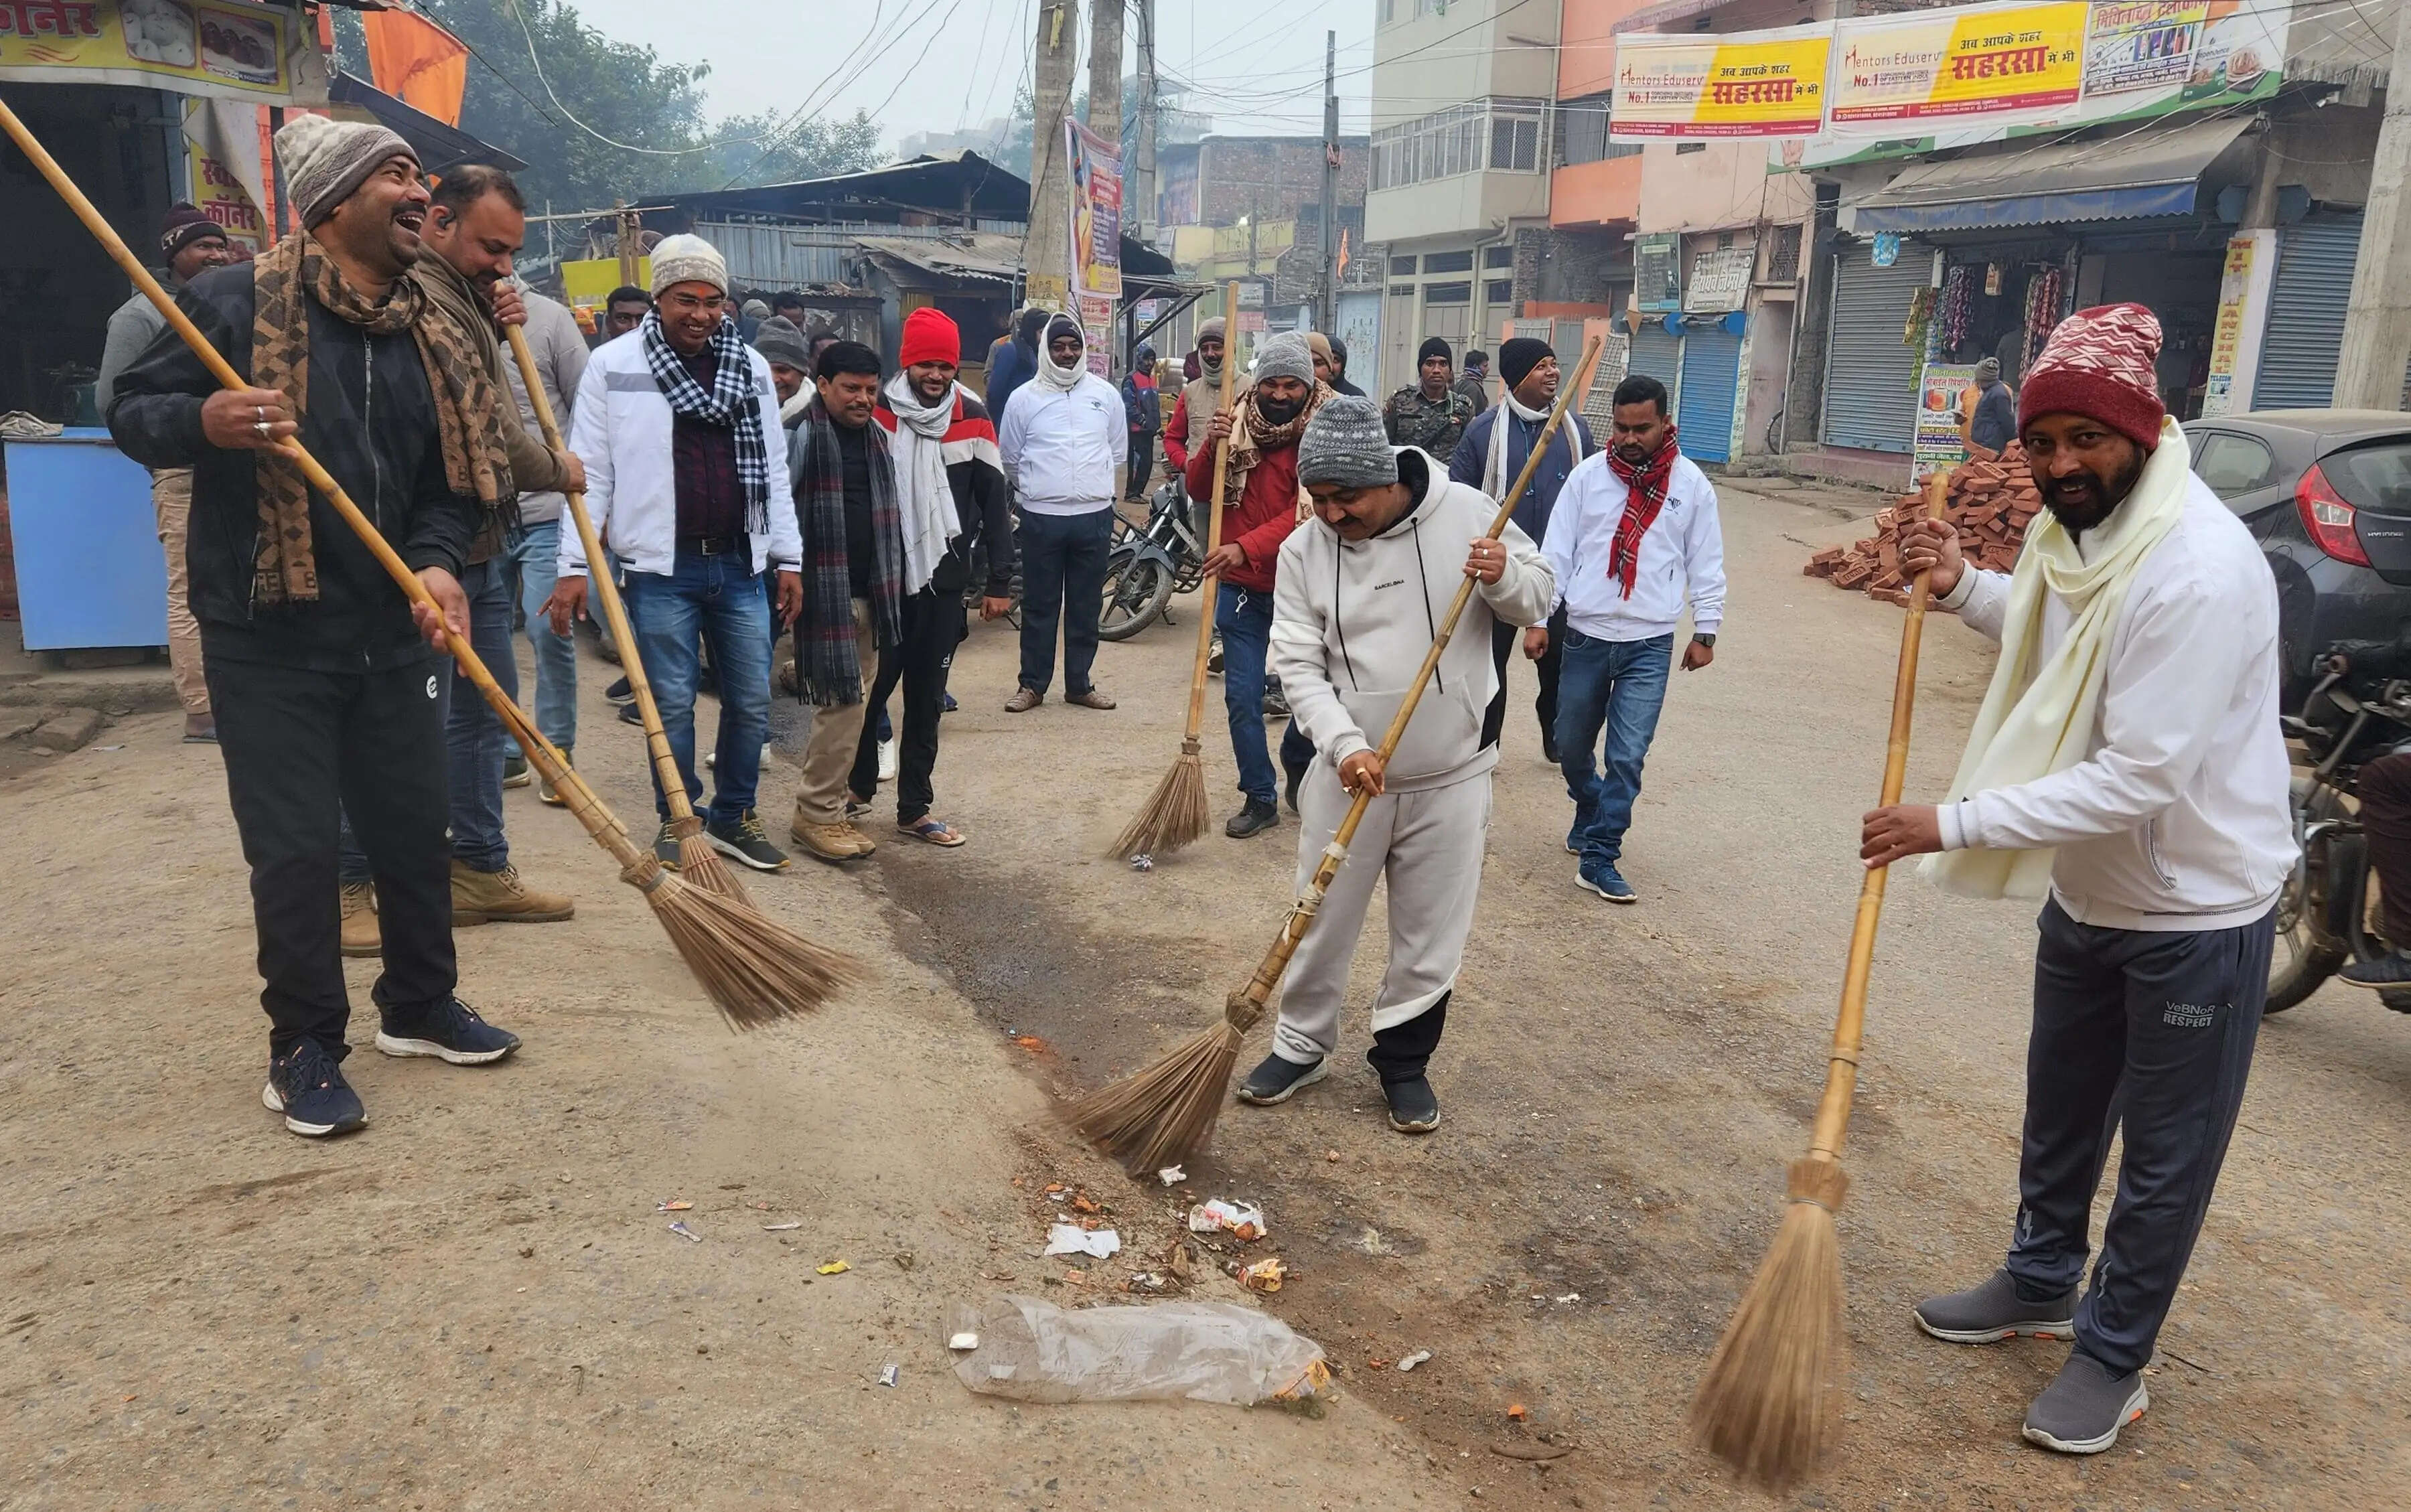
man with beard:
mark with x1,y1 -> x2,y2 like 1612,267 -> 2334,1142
1454,337 -> 1592,759
999,314 -> 1122,713
1538,374 -> 1722,905
1866,305 -> 2292,1457
1384,337 -> 1475,459
859,308 -> 1015,846
110,115 -> 522,1137
1188,330 -> 1324,836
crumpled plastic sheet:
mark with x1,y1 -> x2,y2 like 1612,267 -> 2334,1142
946,1295 -> 1330,1408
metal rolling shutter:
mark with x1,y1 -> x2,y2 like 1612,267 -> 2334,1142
1678,328 -> 1743,463
2253,214 -> 2361,411
1822,245 -> 1929,453
1627,323 -> 1680,394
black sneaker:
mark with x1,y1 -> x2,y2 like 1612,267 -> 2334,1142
1262,682 -> 1291,719
1914,1268 -> 2078,1345
1235,1053 -> 1329,1106
2339,952 -> 2411,989
1283,763 -> 1306,815
376,996 -> 521,1065
618,700 -> 644,726
1542,729 -> 1560,765
1225,798 -> 1279,838
707,810 -> 790,872
263,1040 -> 366,1137
2023,1351 -> 2148,1455
654,822 -> 682,869
1382,1075 -> 1441,1133
502,755 -> 532,789
605,676 -> 635,706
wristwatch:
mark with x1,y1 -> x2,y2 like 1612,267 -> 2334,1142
1692,633 -> 1716,649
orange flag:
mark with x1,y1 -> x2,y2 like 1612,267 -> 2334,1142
362,10 -> 469,127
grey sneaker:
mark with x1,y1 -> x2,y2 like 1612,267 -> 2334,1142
2023,1351 -> 2148,1455
1235,1053 -> 1329,1106
1914,1269 -> 2078,1345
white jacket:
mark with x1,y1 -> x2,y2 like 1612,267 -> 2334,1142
997,372 -> 1122,515
558,329 -> 801,580
1540,450 -> 1725,641
1935,477 -> 2295,931
1271,448 -> 1556,793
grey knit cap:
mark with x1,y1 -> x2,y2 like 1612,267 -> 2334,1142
754,315 -> 810,372
1254,331 -> 1313,387
1297,394 -> 1399,490
273,113 -> 417,229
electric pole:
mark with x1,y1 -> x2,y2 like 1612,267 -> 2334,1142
1317,29 -> 1339,337
1023,0 -> 1078,313
1133,0 -> 1159,246
2334,0 -> 2411,408
1086,0 -> 1123,145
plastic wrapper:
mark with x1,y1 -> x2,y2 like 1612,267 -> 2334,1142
946,1295 -> 1330,1408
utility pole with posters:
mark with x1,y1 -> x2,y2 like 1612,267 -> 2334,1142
1133,0 -> 1159,246
1087,0 -> 1124,145
2334,0 -> 2411,408
1317,29 -> 1339,337
1025,0 -> 1080,313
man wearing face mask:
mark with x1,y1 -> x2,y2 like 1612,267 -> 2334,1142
998,313 -> 1123,712
1866,305 -> 2292,1458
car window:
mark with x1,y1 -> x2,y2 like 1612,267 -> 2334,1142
2190,431 -> 2278,502
2321,441 -> 2411,514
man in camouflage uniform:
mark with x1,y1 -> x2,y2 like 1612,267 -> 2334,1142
1385,337 -> 1476,458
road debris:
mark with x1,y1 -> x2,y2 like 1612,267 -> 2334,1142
1491,1442 -> 1573,1462
816,1260 -> 851,1275
763,1221 -> 802,1231
946,1296 -> 1330,1406
948,1332 -> 980,1351
656,1199 -> 692,1212
878,1363 -> 899,1387
1234,1257 -> 1287,1293
667,1222 -> 701,1243
1507,1403 -> 1528,1420
1156,1164 -> 1186,1185
1128,852 -> 1154,871
1187,1199 -> 1266,1241
1045,1224 -> 1121,1259
893,1251 -> 917,1271
1398,1350 -> 1433,1372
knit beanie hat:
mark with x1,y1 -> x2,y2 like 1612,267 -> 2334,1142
649,233 -> 728,299
1497,337 -> 1552,391
1305,331 -> 1335,369
1417,335 -> 1453,368
753,315 -> 810,373
1254,331 -> 1314,387
899,306 -> 961,367
2019,303 -> 2166,452
1298,395 -> 1400,490
741,297 -> 770,319
273,113 -> 417,230
159,202 -> 226,260
1195,316 -> 1226,346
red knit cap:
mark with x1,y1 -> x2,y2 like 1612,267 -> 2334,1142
2018,303 -> 2165,452
899,307 -> 961,368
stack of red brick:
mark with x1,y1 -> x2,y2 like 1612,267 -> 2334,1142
1804,444 -> 2041,606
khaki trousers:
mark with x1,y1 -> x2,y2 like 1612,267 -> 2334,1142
791,597 -> 877,830
152,467 -> 208,717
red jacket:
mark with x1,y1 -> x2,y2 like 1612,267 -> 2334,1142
1184,431 -> 1299,593
1163,390 -> 1193,472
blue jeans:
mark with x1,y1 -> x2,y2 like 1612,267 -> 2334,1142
504,518 -> 577,755
1217,583 -> 1317,806
1554,629 -> 1672,868
626,549 -> 772,827
1017,507 -> 1114,696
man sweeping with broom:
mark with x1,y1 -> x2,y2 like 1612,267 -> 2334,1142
1236,395 -> 1554,1132
1862,304 -> 2293,1455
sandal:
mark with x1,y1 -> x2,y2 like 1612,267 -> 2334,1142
897,817 -> 966,847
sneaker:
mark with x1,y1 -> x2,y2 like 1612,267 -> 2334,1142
502,755 -> 532,789
375,996 -> 522,1066
2339,952 -> 2411,989
1913,1269 -> 2077,1345
1208,637 -> 1224,676
1382,1075 -> 1441,1134
790,820 -> 866,863
263,1040 -> 366,1137
2022,1351 -> 2148,1455
1283,763 -> 1306,816
653,822 -> 683,869
605,676 -> 636,706
1005,686 -> 1043,713
619,700 -> 644,726
942,691 -> 958,714
1262,683 -> 1290,719
1542,729 -> 1560,765
877,737 -> 899,783
1577,859 -> 1637,903
1563,827 -> 1581,856
538,747 -> 573,808
1235,1053 -> 1329,1106
1066,688 -> 1118,710
339,880 -> 380,959
707,810 -> 790,872
1225,798 -> 1279,838
450,859 -> 575,925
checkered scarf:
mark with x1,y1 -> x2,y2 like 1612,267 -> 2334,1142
788,394 -> 905,707
638,307 -> 770,537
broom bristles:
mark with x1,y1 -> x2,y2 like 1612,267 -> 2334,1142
1689,1156 -> 1851,1492
636,866 -> 864,1030
1106,748 -> 1210,860
1063,1018 -> 1242,1172
670,817 -> 752,907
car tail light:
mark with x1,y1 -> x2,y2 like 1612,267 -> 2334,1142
2296,463 -> 2371,566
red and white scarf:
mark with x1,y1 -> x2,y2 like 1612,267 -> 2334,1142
1603,425 -> 1680,599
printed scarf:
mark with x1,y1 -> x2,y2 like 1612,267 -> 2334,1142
639,307 -> 771,537
1603,426 -> 1680,599
248,230 -> 508,605
789,394 -> 905,707
1221,379 -> 1334,512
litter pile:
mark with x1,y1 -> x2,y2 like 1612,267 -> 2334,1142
1805,445 -> 2041,605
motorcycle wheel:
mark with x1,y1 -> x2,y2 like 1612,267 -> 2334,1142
2266,779 -> 2346,1014
1098,550 -> 1172,641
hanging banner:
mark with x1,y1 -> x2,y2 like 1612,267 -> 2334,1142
1914,361 -> 1979,475
1608,23 -> 1832,140
1829,1 -> 2088,129
0,0 -> 321,104
1064,119 -> 1122,303
2199,231 -> 2267,417
2081,1 -> 2206,96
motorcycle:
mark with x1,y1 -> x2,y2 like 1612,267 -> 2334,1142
2269,658 -> 2411,1014
1099,476 -> 1208,641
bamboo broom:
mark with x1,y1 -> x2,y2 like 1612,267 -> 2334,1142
1688,467 -> 1952,1491
502,320 -> 747,904
1070,335 -> 1605,1171
0,97 -> 857,1029
1106,281 -> 1241,862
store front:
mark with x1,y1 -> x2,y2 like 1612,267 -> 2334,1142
1820,241 -> 1932,455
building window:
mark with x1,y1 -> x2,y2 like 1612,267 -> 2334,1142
1373,96 -> 1551,190
1389,254 -> 1418,277
1424,282 -> 1472,305
1490,101 -> 1544,171
1484,244 -> 1514,269
1765,223 -> 1803,284
1485,279 -> 1514,304
1423,250 -> 1474,274
1389,284 -> 1417,297
1554,92 -> 1643,168
1675,142 -> 1706,155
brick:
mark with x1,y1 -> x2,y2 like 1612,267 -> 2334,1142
29,707 -> 104,751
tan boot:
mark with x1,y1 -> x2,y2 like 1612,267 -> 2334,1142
790,820 -> 867,864
451,860 -> 576,925
838,821 -> 878,856
340,881 -> 380,958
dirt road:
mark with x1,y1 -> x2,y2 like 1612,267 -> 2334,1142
6,475 -> 2407,1509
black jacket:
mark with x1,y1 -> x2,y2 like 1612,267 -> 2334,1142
872,389 -> 1015,600
107,261 -> 480,672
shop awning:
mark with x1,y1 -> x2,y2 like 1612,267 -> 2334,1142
1852,115 -> 2254,235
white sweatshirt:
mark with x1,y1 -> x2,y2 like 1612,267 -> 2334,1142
997,372 -> 1122,515
1935,476 -> 2295,931
1270,448 -> 1556,793
1540,450 -> 1725,642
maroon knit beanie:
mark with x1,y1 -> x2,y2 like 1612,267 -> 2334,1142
2017,303 -> 2165,453
159,202 -> 225,261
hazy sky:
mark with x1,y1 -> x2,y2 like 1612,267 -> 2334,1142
568,0 -> 1378,152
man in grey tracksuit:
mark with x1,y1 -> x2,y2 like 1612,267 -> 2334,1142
1240,395 -> 1554,1133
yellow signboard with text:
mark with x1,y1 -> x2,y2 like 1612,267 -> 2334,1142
0,0 -> 309,103
1609,23 -> 1833,140
1830,1 -> 2088,128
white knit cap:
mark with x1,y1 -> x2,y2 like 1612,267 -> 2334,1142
650,234 -> 728,299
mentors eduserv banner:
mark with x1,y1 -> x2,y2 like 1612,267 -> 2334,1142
1609,23 -> 1833,140
1829,1 -> 2090,128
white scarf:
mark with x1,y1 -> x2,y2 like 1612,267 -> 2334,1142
880,370 -> 964,596
780,386 -> 812,424
1033,352 -> 1084,394
1921,419 -> 2193,899
1481,388 -> 1584,498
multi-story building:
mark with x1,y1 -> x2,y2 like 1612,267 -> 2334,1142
1153,133 -> 1372,363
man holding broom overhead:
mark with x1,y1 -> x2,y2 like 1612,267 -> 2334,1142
109,114 -> 524,1138
1240,395 -> 1554,1133
1864,304 -> 2293,1456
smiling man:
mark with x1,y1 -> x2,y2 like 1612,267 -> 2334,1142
1866,304 -> 2293,1457
998,313 -> 1123,712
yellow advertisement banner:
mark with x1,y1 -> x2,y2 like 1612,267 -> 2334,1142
1610,23 -> 1832,140
1830,1 -> 2088,127
563,257 -> 651,309
186,135 -> 263,250
0,0 -> 305,102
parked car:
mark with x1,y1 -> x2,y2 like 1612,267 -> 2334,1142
2183,410 -> 2411,701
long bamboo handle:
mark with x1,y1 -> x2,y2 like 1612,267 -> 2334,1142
1805,467 -> 1951,1162
0,96 -> 649,876
1180,281 -> 1243,748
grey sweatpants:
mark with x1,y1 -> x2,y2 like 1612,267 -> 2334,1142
1270,761 -> 1491,1073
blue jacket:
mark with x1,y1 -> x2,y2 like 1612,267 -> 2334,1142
1449,405 -> 1594,545
986,336 -> 1037,428
1121,372 -> 1161,433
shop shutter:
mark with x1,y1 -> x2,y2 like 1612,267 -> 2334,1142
2253,213 -> 2362,412
1822,244 -> 1929,453
1678,327 -> 1743,463
1627,323 -> 1680,395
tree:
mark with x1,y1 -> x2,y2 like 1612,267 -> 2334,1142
703,109 -> 886,188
